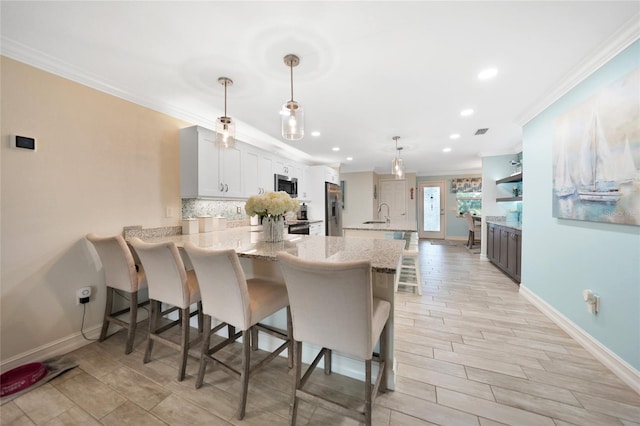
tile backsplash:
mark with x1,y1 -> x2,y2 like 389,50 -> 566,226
181,199 -> 247,221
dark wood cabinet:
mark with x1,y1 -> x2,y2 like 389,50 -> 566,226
487,222 -> 521,284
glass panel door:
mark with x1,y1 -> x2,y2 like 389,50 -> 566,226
418,181 -> 445,239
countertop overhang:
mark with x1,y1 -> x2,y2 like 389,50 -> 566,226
136,226 -> 405,274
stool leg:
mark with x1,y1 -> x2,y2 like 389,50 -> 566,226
290,340 -> 302,426
286,306 -> 293,369
99,287 -> 114,342
237,329 -> 251,420
144,300 -> 158,364
414,256 -> 422,296
196,314 -> 212,389
125,291 -> 138,354
178,307 -> 189,381
364,359 -> 372,426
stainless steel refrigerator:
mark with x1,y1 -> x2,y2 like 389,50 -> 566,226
325,182 -> 343,236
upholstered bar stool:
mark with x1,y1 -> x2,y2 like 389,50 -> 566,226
394,231 -> 422,295
129,238 -> 202,381
277,252 -> 390,426
184,243 -> 292,420
464,213 -> 481,248
86,233 -> 149,354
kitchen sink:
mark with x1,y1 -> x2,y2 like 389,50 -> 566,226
362,220 -> 387,224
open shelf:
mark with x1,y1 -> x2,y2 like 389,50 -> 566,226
496,196 -> 523,202
496,172 -> 522,184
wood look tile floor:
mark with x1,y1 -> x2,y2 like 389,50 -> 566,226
3,241 -> 639,425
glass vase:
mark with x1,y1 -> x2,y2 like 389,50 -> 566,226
262,215 -> 284,242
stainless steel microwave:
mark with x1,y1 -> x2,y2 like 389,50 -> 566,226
274,174 -> 298,198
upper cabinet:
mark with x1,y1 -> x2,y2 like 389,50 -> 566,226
274,160 -> 296,177
296,164 -> 309,200
180,126 -> 242,199
496,172 -> 523,202
243,148 -> 274,197
180,125 -> 328,200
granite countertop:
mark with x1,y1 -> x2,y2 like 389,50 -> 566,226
486,219 -> 522,231
343,220 -> 417,232
135,226 -> 405,274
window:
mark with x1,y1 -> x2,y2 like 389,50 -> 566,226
450,177 -> 482,216
456,192 -> 482,216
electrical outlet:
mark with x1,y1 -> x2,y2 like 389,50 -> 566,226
77,287 -> 91,304
237,206 -> 241,214
165,206 -> 174,218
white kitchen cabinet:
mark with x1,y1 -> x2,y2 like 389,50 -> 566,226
220,145 -> 243,197
243,148 -> 274,196
294,164 -> 309,200
274,160 -> 295,177
180,125 -> 242,199
309,222 -> 324,236
325,167 -> 339,184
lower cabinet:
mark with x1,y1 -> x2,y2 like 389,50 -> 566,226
309,222 -> 324,236
487,222 -> 521,283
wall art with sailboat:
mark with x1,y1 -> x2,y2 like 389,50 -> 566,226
552,67 -> 639,225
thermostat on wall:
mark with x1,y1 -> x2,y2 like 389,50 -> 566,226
11,135 -> 36,151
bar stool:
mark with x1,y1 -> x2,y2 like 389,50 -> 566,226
129,238 -> 202,381
395,231 -> 422,295
277,252 -> 390,426
184,243 -> 292,420
86,233 -> 149,354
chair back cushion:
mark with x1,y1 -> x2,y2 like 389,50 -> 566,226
277,252 -> 374,360
129,238 -> 191,308
464,213 -> 481,232
86,233 -> 145,292
184,243 -> 251,329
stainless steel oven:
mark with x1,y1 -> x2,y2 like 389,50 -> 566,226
287,222 -> 310,235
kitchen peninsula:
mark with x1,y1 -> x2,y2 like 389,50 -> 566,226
129,226 -> 405,389
343,220 -> 418,239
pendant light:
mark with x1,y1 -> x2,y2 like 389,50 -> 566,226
391,136 -> 405,179
215,77 -> 236,148
281,54 -> 304,140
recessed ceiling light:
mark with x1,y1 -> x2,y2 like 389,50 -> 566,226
311,131 -> 321,137
332,147 -> 340,152
443,147 -> 452,153
460,109 -> 474,117
477,68 -> 498,80
346,157 -> 353,161
449,133 -> 460,139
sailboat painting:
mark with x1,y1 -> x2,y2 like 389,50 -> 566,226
552,67 -> 640,225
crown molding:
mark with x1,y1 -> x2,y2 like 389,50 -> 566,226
1,37 -> 315,164
515,14 -> 640,127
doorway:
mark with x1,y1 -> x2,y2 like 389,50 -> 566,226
418,181 -> 445,239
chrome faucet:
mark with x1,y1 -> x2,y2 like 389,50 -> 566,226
377,203 -> 390,224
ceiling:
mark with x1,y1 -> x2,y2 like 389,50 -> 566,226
2,1 -> 639,175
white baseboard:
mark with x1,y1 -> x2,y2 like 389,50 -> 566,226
519,285 -> 640,395
1,325 -> 101,372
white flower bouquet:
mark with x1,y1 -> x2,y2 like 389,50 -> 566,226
245,191 -> 299,218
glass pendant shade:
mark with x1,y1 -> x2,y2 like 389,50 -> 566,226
392,157 -> 405,179
215,77 -> 236,148
281,100 -> 304,140
282,54 -> 304,140
391,136 -> 405,179
215,116 -> 236,148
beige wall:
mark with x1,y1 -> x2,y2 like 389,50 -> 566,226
341,171 -> 378,226
1,57 -> 189,367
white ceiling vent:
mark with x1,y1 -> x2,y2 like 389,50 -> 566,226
475,128 -> 489,135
